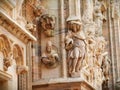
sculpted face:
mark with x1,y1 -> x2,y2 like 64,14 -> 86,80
68,20 -> 82,32
46,41 -> 52,53
40,15 -> 55,30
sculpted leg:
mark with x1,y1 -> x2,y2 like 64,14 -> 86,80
76,59 -> 82,72
72,48 -> 79,73
68,59 -> 72,74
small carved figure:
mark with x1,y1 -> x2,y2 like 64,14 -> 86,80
95,36 -> 106,67
94,0 -> 106,36
3,52 -> 13,71
26,22 -> 36,35
40,14 -> 56,37
65,20 -> 86,75
41,41 -> 59,68
101,52 -> 111,81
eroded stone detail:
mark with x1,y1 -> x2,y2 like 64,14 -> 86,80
93,0 -> 106,36
40,14 -> 56,37
17,65 -> 28,75
26,22 -> 36,35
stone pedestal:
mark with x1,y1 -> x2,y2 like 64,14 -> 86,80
32,78 -> 95,90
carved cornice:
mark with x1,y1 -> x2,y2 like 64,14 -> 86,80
0,11 -> 37,44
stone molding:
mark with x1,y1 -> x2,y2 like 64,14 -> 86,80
32,78 -> 95,90
0,69 -> 12,81
0,10 -> 37,44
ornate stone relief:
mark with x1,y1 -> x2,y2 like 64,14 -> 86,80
17,65 -> 28,75
40,14 -> 56,37
25,22 -> 36,35
3,52 -> 12,71
65,1 -> 110,89
0,11 -> 36,44
41,41 -> 60,68
0,35 -> 12,71
93,0 -> 107,36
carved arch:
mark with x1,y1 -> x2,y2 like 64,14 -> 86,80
0,34 -> 12,57
13,44 -> 24,66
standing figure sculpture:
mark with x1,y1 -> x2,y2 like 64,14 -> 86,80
65,20 -> 86,76
94,0 -> 106,36
101,52 -> 111,81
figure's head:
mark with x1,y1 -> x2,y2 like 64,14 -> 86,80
68,20 -> 82,32
40,14 -> 56,30
46,41 -> 53,53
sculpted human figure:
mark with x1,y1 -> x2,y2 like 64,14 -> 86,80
101,52 -> 111,81
65,20 -> 86,75
94,0 -> 106,36
26,22 -> 36,35
41,41 -> 59,68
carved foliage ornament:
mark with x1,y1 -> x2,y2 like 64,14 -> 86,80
40,14 -> 56,37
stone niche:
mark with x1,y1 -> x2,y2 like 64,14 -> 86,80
34,0 -> 61,80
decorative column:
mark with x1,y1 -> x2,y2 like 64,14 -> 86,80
108,0 -> 116,89
59,0 -> 67,78
26,42 -> 32,90
67,0 -> 81,21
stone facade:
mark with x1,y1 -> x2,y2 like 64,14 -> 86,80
0,0 -> 120,90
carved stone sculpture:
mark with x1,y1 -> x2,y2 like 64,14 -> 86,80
94,0 -> 106,36
101,52 -> 111,81
65,20 -> 86,76
3,58 -> 11,71
40,14 -> 56,37
26,22 -> 36,35
17,65 -> 28,75
41,41 -> 59,68
3,52 -> 13,71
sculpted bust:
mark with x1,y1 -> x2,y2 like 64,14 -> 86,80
41,41 -> 59,68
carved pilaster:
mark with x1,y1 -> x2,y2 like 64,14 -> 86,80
67,0 -> 81,21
